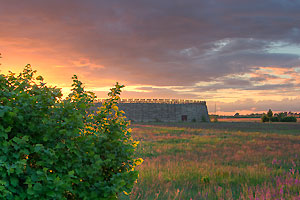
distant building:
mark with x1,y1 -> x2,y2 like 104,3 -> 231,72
94,99 -> 210,122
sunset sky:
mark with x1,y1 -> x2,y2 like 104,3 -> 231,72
1,0 -> 300,115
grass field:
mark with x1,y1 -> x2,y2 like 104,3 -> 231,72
121,122 -> 300,199
217,118 -> 262,123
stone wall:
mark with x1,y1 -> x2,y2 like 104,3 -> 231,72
94,99 -> 210,122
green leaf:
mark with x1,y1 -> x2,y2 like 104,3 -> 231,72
47,190 -> 56,197
27,188 -> 34,195
36,75 -> 44,81
42,136 -> 48,142
68,170 -> 74,176
0,110 -> 5,118
34,144 -> 43,152
10,177 -> 18,187
5,126 -> 12,133
33,183 -> 42,192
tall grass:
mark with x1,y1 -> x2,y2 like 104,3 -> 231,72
121,124 -> 300,199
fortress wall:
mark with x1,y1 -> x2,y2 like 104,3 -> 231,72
93,101 -> 209,122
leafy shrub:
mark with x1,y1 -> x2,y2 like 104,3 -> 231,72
270,116 -> 279,122
212,117 -> 218,123
262,112 -> 297,123
0,65 -> 142,199
261,114 -> 269,123
276,112 -> 286,121
267,109 -> 273,118
280,116 -> 297,122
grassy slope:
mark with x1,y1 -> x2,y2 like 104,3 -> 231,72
121,122 -> 300,199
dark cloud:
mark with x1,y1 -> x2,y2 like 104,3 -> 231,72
246,83 -> 296,91
1,0 -> 300,101
193,72 -> 299,93
193,81 -> 252,92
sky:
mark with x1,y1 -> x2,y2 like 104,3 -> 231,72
1,0 -> 300,115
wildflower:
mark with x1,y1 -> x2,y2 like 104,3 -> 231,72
290,168 -> 295,175
279,185 -> 284,196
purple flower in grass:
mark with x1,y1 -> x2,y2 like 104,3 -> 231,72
279,185 -> 284,196
290,168 -> 295,175
292,160 -> 296,167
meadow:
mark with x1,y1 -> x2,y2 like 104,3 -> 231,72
217,118 -> 261,123
121,122 -> 300,199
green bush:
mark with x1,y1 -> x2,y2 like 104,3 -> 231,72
270,116 -> 279,122
0,65 -> 142,199
261,112 -> 297,123
212,117 -> 218,123
277,112 -> 286,121
280,116 -> 297,122
261,114 -> 269,123
267,109 -> 273,118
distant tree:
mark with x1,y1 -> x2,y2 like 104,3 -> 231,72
266,109 -> 273,122
261,114 -> 269,123
277,112 -> 286,121
267,109 -> 273,118
234,113 -> 240,117
262,110 -> 297,123
270,116 -> 279,122
281,116 -> 297,122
